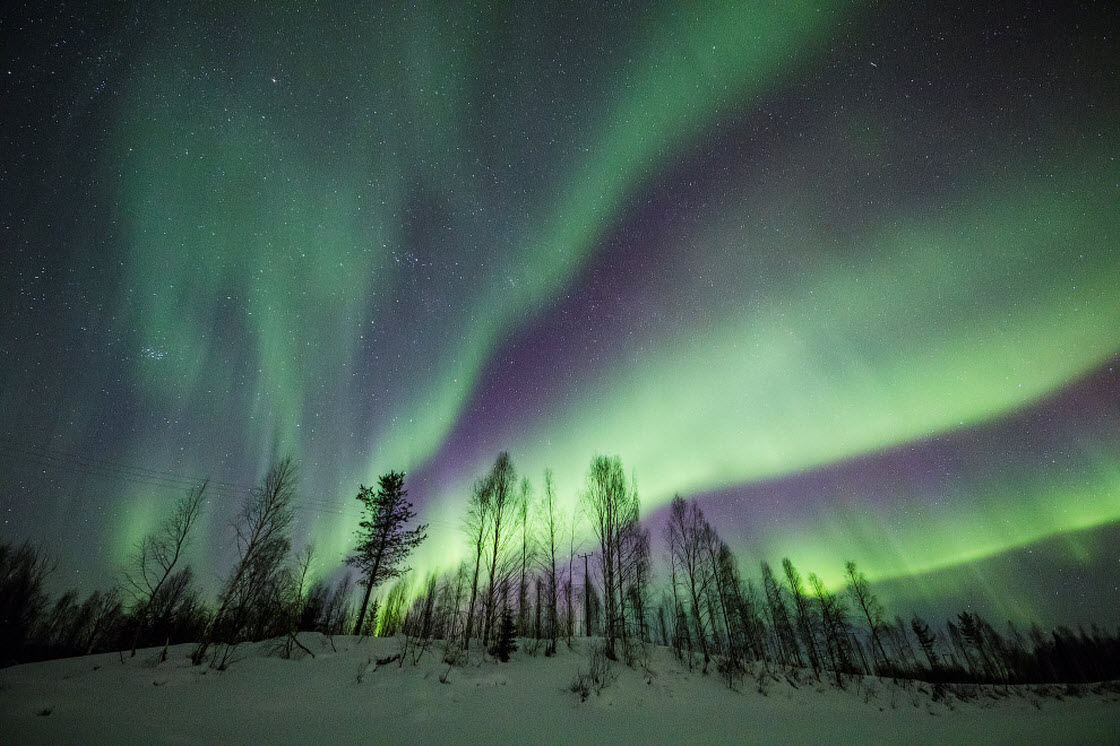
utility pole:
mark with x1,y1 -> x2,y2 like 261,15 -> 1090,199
580,552 -> 593,637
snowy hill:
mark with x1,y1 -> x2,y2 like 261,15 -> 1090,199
2,635 -> 1118,744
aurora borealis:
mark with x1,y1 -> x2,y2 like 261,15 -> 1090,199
1,1 -> 1117,625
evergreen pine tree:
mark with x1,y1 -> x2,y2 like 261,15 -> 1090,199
492,603 -> 519,662
348,471 -> 428,636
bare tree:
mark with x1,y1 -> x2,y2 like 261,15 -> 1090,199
761,561 -> 802,668
783,557 -> 822,676
566,503 -> 582,644
581,455 -> 634,660
539,469 -> 561,654
280,545 -> 316,658
348,471 -> 428,636
844,561 -> 889,671
481,452 -> 518,647
809,571 -> 853,683
377,578 -> 409,637
714,544 -> 756,662
322,572 -> 356,635
436,561 -> 468,643
72,588 -> 124,655
192,457 -> 297,666
145,567 -> 204,659
461,477 -> 491,650
516,477 -> 535,636
701,526 -> 733,652
667,544 -> 688,662
737,578 -> 770,665
0,542 -> 54,662
619,505 -> 650,644
124,482 -> 206,656
910,615 -> 940,671
292,545 -> 315,622
957,610 -> 1000,680
665,495 -> 711,668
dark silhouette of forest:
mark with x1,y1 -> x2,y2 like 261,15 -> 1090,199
2,452 -> 1118,697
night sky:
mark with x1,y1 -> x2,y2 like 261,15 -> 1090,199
2,2 -> 1117,626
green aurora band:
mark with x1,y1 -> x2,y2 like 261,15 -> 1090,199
106,2 -> 850,563
417,149 -> 1120,591
5,2 -> 1113,618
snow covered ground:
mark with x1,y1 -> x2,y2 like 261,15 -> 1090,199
2,635 -> 1117,744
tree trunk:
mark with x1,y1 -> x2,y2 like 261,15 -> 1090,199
463,543 -> 482,650
353,550 -> 384,636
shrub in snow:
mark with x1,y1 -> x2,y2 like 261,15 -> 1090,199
571,642 -> 615,701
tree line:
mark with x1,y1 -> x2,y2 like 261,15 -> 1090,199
2,451 -> 1118,690
0,457 -> 428,669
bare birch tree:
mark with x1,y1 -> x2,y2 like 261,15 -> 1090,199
581,455 -> 634,660
124,482 -> 206,656
539,469 -> 561,654
192,457 -> 296,666
461,477 -> 491,650
481,452 -> 518,647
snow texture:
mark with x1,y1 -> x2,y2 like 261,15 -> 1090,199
2,635 -> 1118,744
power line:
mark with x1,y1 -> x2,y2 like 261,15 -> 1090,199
0,446 -> 361,521
0,435 -> 459,529
0,449 -> 237,499
0,435 -> 252,492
